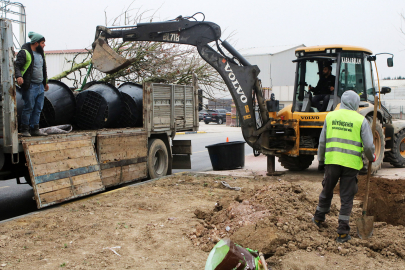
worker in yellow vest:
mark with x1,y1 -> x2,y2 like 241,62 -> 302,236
15,31 -> 49,137
312,90 -> 376,243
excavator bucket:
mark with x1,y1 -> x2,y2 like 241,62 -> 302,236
92,38 -> 134,74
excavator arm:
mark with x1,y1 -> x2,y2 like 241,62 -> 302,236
92,15 -> 270,150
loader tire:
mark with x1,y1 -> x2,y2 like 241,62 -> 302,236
385,129 -> 405,168
360,117 -> 385,174
278,155 -> 314,171
147,138 -> 169,179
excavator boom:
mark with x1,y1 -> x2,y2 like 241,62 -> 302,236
92,16 -> 270,150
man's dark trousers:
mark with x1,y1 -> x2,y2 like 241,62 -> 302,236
314,164 -> 359,234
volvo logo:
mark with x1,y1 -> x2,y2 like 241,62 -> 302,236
301,116 -> 320,120
224,61 -> 248,103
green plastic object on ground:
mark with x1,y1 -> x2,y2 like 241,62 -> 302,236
205,238 -> 262,270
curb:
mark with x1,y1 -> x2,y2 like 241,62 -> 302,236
176,131 -> 206,135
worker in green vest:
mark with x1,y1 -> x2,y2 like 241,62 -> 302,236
312,90 -> 376,243
15,31 -> 49,137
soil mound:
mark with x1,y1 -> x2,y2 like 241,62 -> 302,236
190,180 -> 405,268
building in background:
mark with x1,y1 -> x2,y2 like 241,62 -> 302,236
45,49 -> 89,88
239,44 -> 305,109
207,99 -> 232,111
380,79 -> 405,120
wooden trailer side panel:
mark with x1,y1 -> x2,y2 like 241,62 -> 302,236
22,135 -> 104,209
97,131 -> 148,187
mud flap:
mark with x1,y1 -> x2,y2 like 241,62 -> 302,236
172,140 -> 191,169
22,135 -> 104,209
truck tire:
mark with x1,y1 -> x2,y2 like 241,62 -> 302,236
217,118 -> 223,125
385,129 -> 405,168
360,117 -> 385,174
147,138 -> 169,179
278,155 -> 314,171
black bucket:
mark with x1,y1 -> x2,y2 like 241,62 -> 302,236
205,141 -> 245,170
75,81 -> 123,130
40,80 -> 76,127
118,82 -> 143,127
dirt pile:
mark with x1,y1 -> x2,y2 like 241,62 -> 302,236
191,180 -> 405,268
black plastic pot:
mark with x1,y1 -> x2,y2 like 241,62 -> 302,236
205,141 -> 246,170
118,82 -> 143,127
75,81 -> 123,130
40,80 -> 76,127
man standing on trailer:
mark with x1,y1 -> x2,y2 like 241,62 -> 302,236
312,90 -> 376,243
15,31 -> 49,137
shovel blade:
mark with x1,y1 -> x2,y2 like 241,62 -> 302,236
92,38 -> 133,74
356,215 -> 374,240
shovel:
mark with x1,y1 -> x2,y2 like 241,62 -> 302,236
356,95 -> 378,239
92,38 -> 136,74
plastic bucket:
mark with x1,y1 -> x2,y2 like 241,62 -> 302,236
205,141 -> 245,170
75,81 -> 123,130
118,82 -> 143,127
40,80 -> 76,127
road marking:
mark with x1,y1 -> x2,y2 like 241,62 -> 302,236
0,186 -> 10,190
193,150 -> 208,154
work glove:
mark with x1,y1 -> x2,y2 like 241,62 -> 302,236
318,160 -> 325,172
373,154 -> 377,162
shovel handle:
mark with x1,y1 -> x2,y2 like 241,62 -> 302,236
363,95 -> 378,214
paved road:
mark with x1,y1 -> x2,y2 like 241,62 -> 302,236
0,123 -> 247,221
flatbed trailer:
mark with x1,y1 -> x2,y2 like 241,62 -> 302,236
0,19 -> 197,208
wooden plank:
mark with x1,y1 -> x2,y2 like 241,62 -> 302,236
71,171 -> 101,186
74,180 -> 104,195
27,139 -> 93,154
30,146 -> 94,165
98,140 -> 145,154
122,162 -> 147,182
36,178 -> 71,194
100,167 -> 120,178
101,175 -> 121,187
34,156 -> 98,176
40,187 -> 73,204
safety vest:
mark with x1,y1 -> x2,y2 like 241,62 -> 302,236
325,109 -> 365,170
20,49 -> 32,76
20,49 -> 45,77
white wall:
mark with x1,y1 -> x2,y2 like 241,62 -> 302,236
243,54 -> 272,89
270,48 -> 298,87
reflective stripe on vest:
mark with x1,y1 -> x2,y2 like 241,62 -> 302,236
20,49 -> 32,76
325,109 -> 365,170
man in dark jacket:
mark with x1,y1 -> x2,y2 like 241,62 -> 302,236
309,65 -> 335,112
15,31 -> 48,137
312,90 -> 376,243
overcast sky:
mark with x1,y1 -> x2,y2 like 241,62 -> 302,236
18,0 -> 405,79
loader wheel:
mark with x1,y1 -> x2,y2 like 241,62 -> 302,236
385,129 -> 405,168
360,117 -> 385,174
278,155 -> 314,171
147,138 -> 169,179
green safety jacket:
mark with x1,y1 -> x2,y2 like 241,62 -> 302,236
325,109 -> 365,170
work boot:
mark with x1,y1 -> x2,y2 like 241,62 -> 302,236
30,125 -> 47,136
312,217 -> 322,228
20,124 -> 31,137
336,234 -> 351,243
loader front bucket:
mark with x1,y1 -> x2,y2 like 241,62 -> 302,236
92,38 -> 134,74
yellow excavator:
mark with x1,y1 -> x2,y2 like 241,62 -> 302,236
91,14 -> 405,174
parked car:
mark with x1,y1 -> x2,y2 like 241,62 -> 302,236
199,109 -> 208,122
204,109 -> 228,124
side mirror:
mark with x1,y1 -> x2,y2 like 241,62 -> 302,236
381,87 -> 391,95
387,57 -> 393,67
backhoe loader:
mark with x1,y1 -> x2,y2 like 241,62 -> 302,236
91,14 -> 405,174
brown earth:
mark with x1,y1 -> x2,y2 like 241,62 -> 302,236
0,173 -> 404,269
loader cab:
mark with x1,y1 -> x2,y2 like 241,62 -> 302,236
292,45 -> 376,113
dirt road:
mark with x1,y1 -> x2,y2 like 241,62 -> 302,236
0,172 -> 404,269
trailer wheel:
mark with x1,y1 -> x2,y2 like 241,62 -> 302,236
278,155 -> 314,171
147,138 -> 169,179
24,169 -> 32,187
385,129 -> 405,168
360,117 -> 385,174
